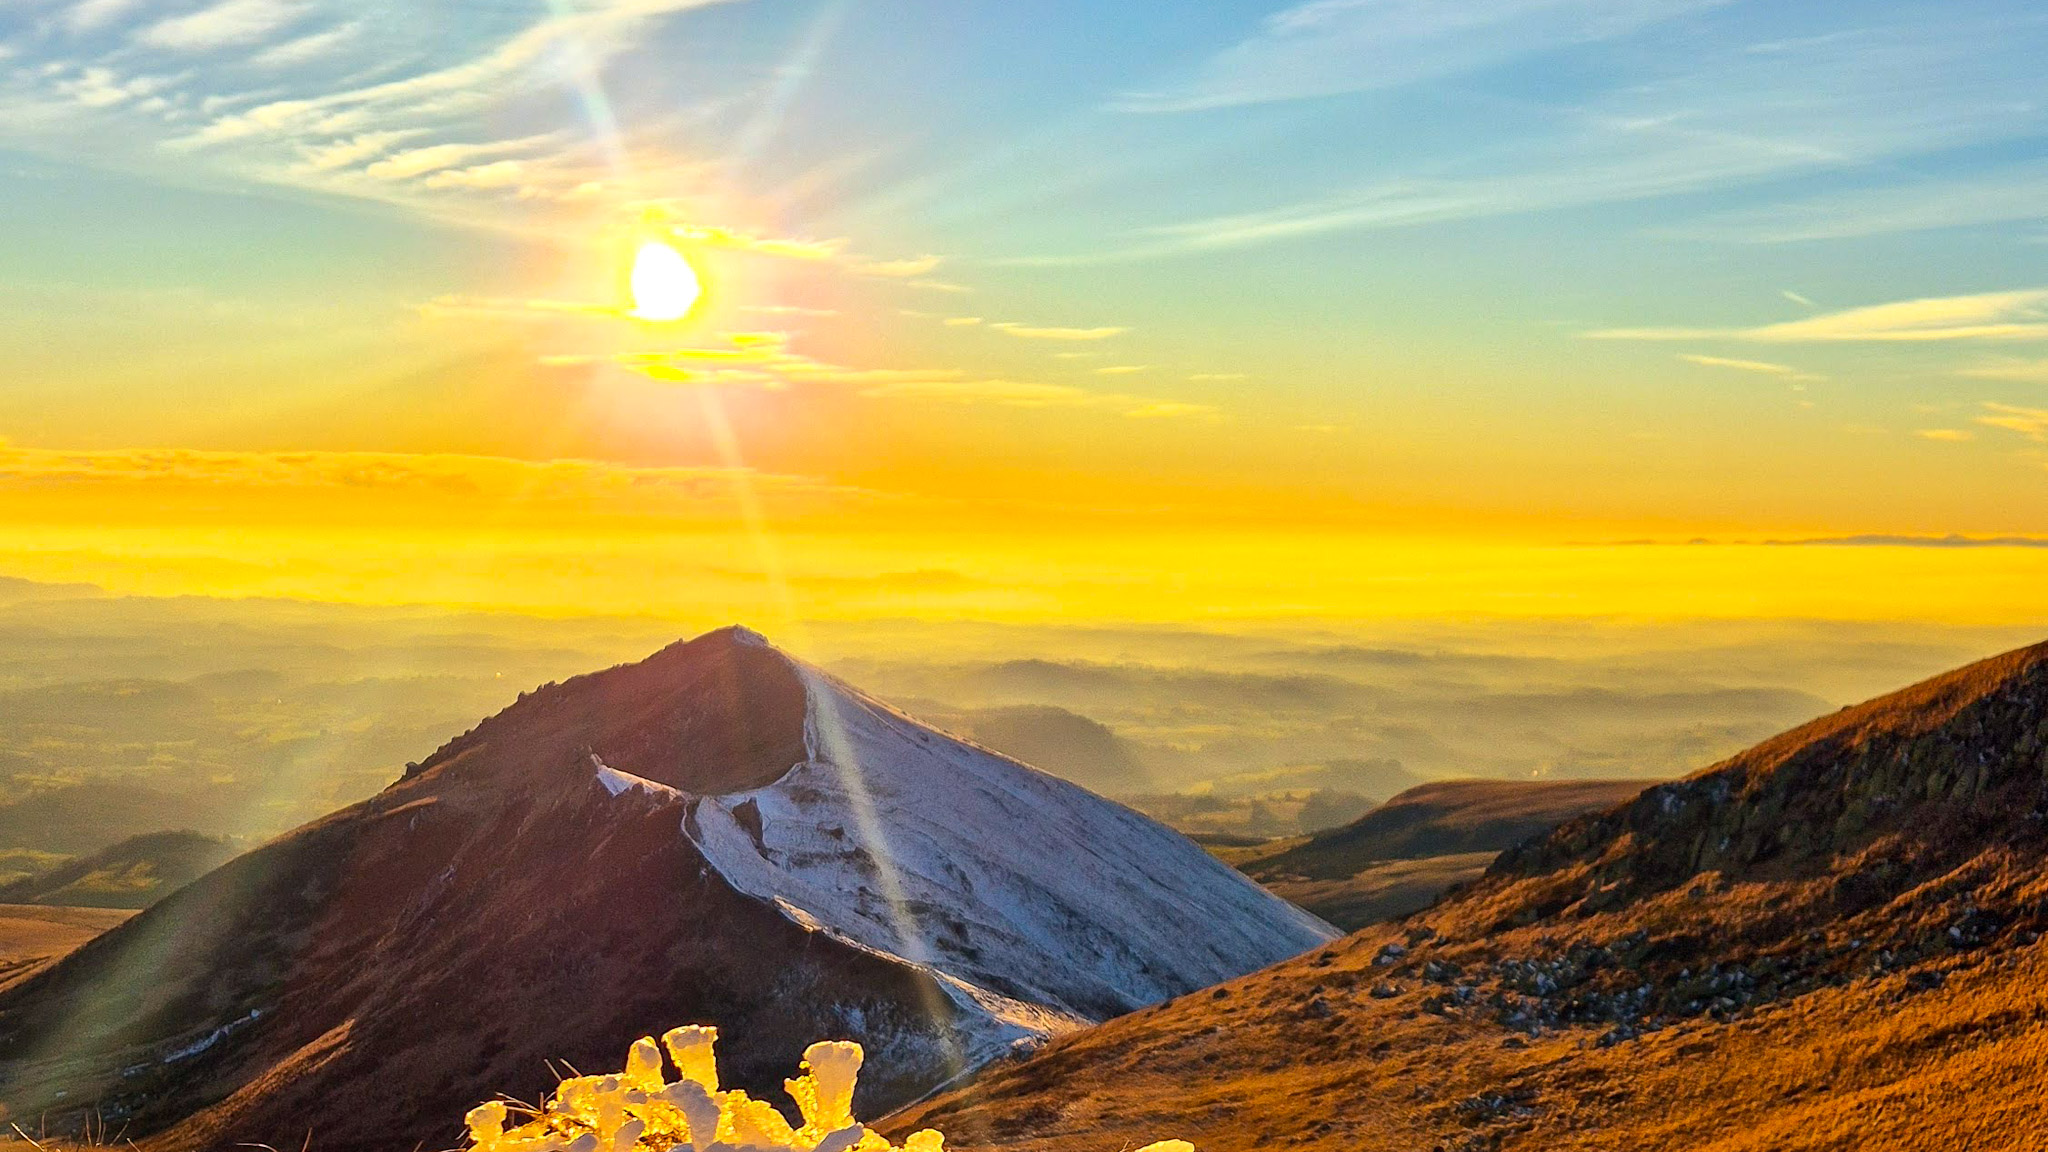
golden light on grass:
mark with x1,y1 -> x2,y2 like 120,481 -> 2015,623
629,239 -> 703,322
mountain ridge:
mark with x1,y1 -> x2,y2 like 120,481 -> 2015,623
0,627 -> 1328,1152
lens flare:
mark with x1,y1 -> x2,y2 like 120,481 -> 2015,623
629,240 -> 702,322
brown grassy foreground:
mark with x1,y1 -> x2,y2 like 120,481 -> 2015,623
886,874 -> 2048,1152
888,640 -> 2048,1151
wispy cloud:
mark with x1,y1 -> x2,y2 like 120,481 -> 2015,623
1676,161 -> 2048,244
1977,402 -> 2048,442
859,378 -> 1219,419
248,21 -> 362,68
993,322 -> 1127,341
1760,533 -> 2048,549
1677,353 -> 1821,379
1914,429 -> 1973,443
298,130 -> 424,172
1960,357 -> 2048,384
138,0 -> 307,52
363,137 -> 553,183
0,443 -> 866,515
466,322 -> 1214,419
1590,289 -> 2048,344
1016,14 -> 2048,263
1115,0 -> 1727,113
61,0 -> 149,35
852,255 -> 942,278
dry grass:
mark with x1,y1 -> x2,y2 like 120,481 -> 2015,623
886,643 -> 2048,1152
885,905 -> 2048,1152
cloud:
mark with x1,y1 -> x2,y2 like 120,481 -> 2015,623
1976,402 -> 2048,442
363,137 -> 551,183
993,323 -> 1127,341
1676,161 -> 2048,244
1590,289 -> 2048,344
418,294 -> 623,321
942,317 -> 983,327
249,21 -> 362,68
1960,358 -> 2048,385
1676,353 -> 1821,380
1760,533 -> 2048,548
138,0 -> 307,51
513,328 -> 1220,418
858,378 -> 1220,419
1914,429 -> 1973,443
421,160 -> 528,191
852,255 -> 941,278
1189,372 -> 1248,381
1115,0 -> 1726,113
671,226 -> 846,263
0,444 -> 866,515
1094,365 -> 1150,375
1124,402 -> 1222,420
62,0 -> 148,34
1015,14 -> 2048,263
53,66 -> 162,110
298,131 -> 424,172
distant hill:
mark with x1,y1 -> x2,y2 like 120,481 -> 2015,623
1248,778 -> 1648,880
0,785 -> 227,856
1234,778 -> 1646,928
952,704 -> 1155,794
0,831 -> 235,909
886,639 -> 2048,1152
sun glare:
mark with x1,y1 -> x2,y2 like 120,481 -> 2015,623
629,240 -> 702,322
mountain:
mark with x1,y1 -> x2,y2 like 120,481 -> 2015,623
1235,779 -> 1645,928
885,640 -> 2048,1152
0,784 -> 228,857
907,703 -> 1154,795
0,832 -> 236,910
0,627 -> 1331,1152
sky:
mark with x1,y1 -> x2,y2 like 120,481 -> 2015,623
2,0 -> 2048,627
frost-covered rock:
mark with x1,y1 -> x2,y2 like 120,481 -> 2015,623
465,1027 -> 1195,1152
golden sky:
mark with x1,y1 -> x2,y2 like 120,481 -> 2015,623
3,0 -> 2047,629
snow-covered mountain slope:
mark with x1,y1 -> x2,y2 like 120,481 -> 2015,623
0,627 -> 1333,1152
686,629 -> 1336,1022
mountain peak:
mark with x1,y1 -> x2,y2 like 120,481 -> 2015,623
407,626 -> 810,795
0,636 -> 1331,1152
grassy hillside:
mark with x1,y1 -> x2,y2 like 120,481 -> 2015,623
1232,778 -> 1646,928
885,639 -> 2048,1152
0,831 -> 235,909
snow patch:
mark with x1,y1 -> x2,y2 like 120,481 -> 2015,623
593,754 -> 687,801
679,652 -> 1336,1046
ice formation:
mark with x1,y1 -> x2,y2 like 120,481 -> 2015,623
462,1026 -> 1193,1152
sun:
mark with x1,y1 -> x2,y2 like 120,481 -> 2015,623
628,239 -> 702,322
